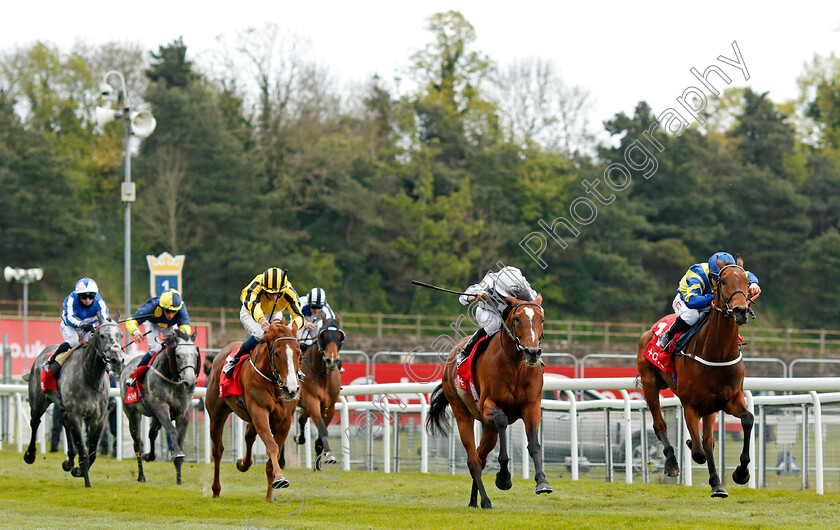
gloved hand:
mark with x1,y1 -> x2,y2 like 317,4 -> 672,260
133,330 -> 144,342
81,322 -> 95,333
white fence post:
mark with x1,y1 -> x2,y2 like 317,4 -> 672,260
621,390 -> 632,485
745,391 -> 756,489
810,391 -> 824,495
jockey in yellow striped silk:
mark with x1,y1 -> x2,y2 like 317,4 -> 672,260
657,252 -> 761,350
222,267 -> 305,379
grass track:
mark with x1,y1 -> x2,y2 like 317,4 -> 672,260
1,449 -> 839,529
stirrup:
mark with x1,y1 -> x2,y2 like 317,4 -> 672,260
126,377 -> 136,387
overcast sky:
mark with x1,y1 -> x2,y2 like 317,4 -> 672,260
3,1 -> 839,128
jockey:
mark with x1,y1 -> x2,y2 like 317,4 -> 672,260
296,287 -> 337,350
45,277 -> 109,381
657,252 -> 761,350
455,266 -> 538,367
125,289 -> 191,386
222,267 -> 305,379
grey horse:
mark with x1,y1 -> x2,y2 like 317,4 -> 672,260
24,315 -> 124,488
119,327 -> 198,484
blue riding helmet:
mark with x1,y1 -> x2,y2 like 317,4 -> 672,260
708,252 -> 736,277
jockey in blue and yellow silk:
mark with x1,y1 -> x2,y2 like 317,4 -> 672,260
657,252 -> 761,349
45,277 -> 110,380
125,289 -> 191,385
222,267 -> 305,378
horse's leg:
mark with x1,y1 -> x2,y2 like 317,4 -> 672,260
725,393 -> 754,485
237,422 -> 257,472
250,407 -> 286,502
173,412 -> 190,485
143,418 -> 160,462
210,410 -> 227,498
147,402 -> 184,484
24,391 -> 49,464
640,366 -> 679,476
482,401 -> 512,491
64,415 -> 91,487
266,413 -> 294,503
62,420 -> 77,473
295,407 -> 309,445
454,412 -> 492,509
702,413 -> 727,497
86,414 -> 106,470
684,405 -> 706,465
126,409 -> 146,482
316,402 -> 338,468
522,402 -> 552,494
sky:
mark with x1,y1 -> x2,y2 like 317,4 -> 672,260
2,1 -> 839,129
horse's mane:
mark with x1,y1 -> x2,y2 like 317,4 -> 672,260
264,321 -> 294,341
507,287 -> 536,302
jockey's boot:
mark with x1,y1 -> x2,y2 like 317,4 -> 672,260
45,342 -> 70,374
456,328 -> 487,368
657,317 -> 691,350
125,351 -> 153,387
223,336 -> 258,379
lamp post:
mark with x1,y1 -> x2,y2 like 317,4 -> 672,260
4,267 -> 44,371
95,71 -> 156,330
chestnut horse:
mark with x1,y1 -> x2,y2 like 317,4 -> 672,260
205,321 -> 301,502
427,294 -> 551,509
638,256 -> 755,498
294,316 -> 345,469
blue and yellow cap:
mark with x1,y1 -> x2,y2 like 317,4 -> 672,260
159,289 -> 184,311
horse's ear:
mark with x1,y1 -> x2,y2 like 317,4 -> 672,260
715,257 -> 725,270
337,312 -> 343,326
97,311 -> 104,324
535,294 -> 543,306
191,329 -> 198,341
291,320 -> 299,334
114,311 -> 120,322
736,254 -> 744,267
506,295 -> 519,306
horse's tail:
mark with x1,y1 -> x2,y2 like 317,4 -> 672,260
426,383 -> 451,436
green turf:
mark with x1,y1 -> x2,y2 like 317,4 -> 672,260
1,448 -> 839,529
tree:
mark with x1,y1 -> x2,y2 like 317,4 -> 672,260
728,88 -> 796,179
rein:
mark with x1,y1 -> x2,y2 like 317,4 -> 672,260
250,336 -> 297,385
496,301 -> 543,356
712,264 -> 757,320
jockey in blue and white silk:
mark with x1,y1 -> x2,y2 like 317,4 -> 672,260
296,287 -> 337,350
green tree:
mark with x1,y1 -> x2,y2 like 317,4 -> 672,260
728,88 -> 796,179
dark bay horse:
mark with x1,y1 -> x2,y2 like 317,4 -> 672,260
427,294 -> 551,509
119,327 -> 199,484
24,315 -> 124,487
295,317 -> 345,469
205,321 -> 301,502
638,256 -> 755,498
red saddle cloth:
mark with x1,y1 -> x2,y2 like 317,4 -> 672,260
644,315 -> 680,375
456,336 -> 488,392
219,348 -> 248,398
125,382 -> 142,404
644,315 -> 745,376
40,367 -> 58,393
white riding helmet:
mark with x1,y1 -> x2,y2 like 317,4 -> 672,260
493,267 -> 533,299
308,287 -> 326,308
74,277 -> 99,295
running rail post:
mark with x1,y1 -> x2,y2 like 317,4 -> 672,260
521,420 -> 528,480
382,396 -> 391,473
745,391 -> 756,489
340,396 -> 350,471
204,399 -> 211,464
305,416 -> 313,469
115,399 -> 123,460
621,390 -> 632,484
682,412 -> 692,486
564,390 -> 579,481
418,393 -> 428,473
809,391 -> 824,495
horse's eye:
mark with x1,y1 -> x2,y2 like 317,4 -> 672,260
513,317 -> 519,324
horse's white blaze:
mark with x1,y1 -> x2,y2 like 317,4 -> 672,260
523,307 -> 536,342
284,344 -> 298,392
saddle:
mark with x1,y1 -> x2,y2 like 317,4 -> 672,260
219,348 -> 248,398
126,352 -> 160,388
40,344 -> 84,394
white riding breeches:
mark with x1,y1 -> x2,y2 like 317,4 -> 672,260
672,293 -> 710,325
59,322 -> 87,348
240,305 -> 284,339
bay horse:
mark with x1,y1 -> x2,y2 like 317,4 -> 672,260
638,256 -> 754,498
427,293 -> 551,509
205,320 -> 301,501
24,314 -> 124,487
294,316 -> 345,469
119,327 -> 199,484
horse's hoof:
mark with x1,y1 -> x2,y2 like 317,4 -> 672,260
664,461 -> 680,477
481,499 -> 492,510
71,467 -> 83,478
468,501 -> 477,508
272,476 -> 290,489
295,434 -> 305,445
23,451 -> 36,465
142,453 -> 156,462
236,458 -> 251,472
536,481 -> 553,494
62,459 -> 73,472
732,468 -> 750,485
711,486 -> 729,498
692,452 -> 707,465
173,452 -> 185,460
137,475 -> 146,483
176,477 -> 182,485
495,473 -> 512,491
322,451 -> 337,464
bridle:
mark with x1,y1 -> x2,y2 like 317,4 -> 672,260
495,301 -> 544,356
250,335 -> 298,391
711,264 -> 756,320
152,334 -> 197,385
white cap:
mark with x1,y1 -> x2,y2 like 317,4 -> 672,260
74,277 -> 99,294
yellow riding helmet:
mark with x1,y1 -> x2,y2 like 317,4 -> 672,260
159,289 -> 184,311
262,267 -> 287,294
